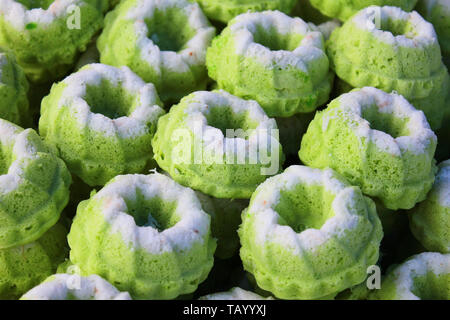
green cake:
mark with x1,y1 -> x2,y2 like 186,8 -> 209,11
416,0 -> 450,68
0,119 -> 71,249
0,51 -> 30,126
39,64 -> 165,187
369,252 -> 450,300
0,0 -> 104,83
152,90 -> 284,199
327,5 -> 449,130
21,273 -> 132,300
68,173 -> 216,299
0,222 -> 68,300
206,10 -> 333,117
309,0 -> 418,21
239,165 -> 383,299
409,160 -> 450,253
195,0 -> 297,24
97,0 -> 215,104
300,87 -> 437,210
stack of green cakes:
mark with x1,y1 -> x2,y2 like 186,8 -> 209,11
0,0 -> 449,301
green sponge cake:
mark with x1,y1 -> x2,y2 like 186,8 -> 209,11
196,192 -> 248,259
21,273 -> 132,300
300,87 -> 437,210
206,11 -> 333,117
327,5 -> 449,130
0,222 -> 68,300
68,173 -> 216,299
369,252 -> 450,300
0,51 -> 30,126
0,0 -> 104,83
409,160 -> 450,253
0,119 -> 71,249
199,287 -> 273,300
309,0 -> 418,21
152,90 -> 284,199
195,0 -> 297,24
39,64 -> 165,187
239,165 -> 383,299
97,0 -> 215,104
416,0 -> 450,68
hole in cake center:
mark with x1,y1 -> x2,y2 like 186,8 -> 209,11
84,80 -> 134,119
204,106 -> 259,138
362,105 -> 409,138
16,0 -> 53,9
146,7 -> 196,52
124,190 -> 180,231
253,25 -> 303,51
378,18 -> 416,39
411,272 -> 448,300
275,184 -> 334,233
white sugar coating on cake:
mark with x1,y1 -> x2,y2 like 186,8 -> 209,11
126,0 -> 215,68
331,87 -> 436,156
229,11 -> 325,69
200,287 -> 273,300
182,90 -> 279,158
58,64 -> 164,138
391,252 -> 450,299
0,118 -> 22,147
0,0 -> 83,30
22,274 -> 132,300
0,121 -> 44,193
93,173 -> 211,254
249,166 -> 363,253
353,6 -> 438,49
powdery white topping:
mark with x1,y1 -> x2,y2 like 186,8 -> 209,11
0,0 -> 85,30
248,165 -> 365,254
353,6 -> 438,48
125,0 -> 215,72
199,287 -> 273,300
389,252 -> 450,299
0,119 -> 45,194
183,90 -> 280,160
229,10 -> 326,70
58,64 -> 164,138
326,87 -> 436,156
92,173 -> 211,254
431,160 -> 450,207
21,274 -> 132,300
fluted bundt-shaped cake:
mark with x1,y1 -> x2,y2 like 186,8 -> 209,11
68,173 -> 216,299
39,64 -> 165,186
300,87 -> 437,210
98,0 -> 215,104
239,165 -> 383,299
0,119 -> 71,249
207,11 -> 333,117
327,6 -> 449,130
152,90 -> 284,199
